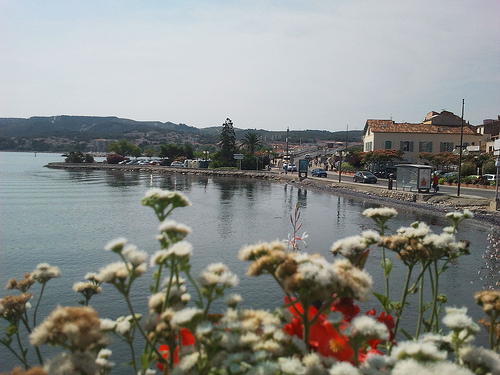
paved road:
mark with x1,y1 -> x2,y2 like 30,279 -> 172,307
297,168 -> 498,200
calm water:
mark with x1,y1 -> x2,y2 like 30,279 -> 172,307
0,152 -> 494,371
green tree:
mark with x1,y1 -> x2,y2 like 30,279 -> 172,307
220,118 -> 237,166
418,152 -> 458,170
362,149 -> 404,164
144,148 -> 156,158
64,151 -> 94,163
241,132 -> 262,155
108,139 -> 141,158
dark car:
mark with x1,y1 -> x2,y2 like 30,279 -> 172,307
353,171 -> 378,184
311,168 -> 327,177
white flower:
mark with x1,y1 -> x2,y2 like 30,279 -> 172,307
170,241 -> 193,258
171,308 -> 202,328
397,222 -> 431,238
100,318 -> 116,331
176,352 -> 199,373
150,250 -> 169,267
158,220 -> 192,237
442,307 -> 479,333
85,272 -> 101,282
98,262 -> 129,283
224,293 -> 243,307
219,271 -> 239,287
347,315 -> 389,340
97,349 -> 112,358
198,271 -> 220,286
32,263 -> 61,282
391,341 -> 447,362
195,322 -> 214,337
207,263 -> 228,273
104,237 -> 127,253
363,207 -> 398,219
115,319 -> 131,335
460,346 -> 500,375
328,362 -> 361,375
148,293 -> 165,312
123,245 -> 148,267
278,357 -> 307,375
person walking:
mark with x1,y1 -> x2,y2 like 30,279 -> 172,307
432,173 -> 439,193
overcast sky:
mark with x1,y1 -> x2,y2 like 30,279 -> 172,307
1,1 -> 499,132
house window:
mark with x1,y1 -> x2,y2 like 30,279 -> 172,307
400,141 -> 414,152
419,141 -> 433,152
440,142 -> 454,152
365,142 -> 372,151
384,140 -> 392,149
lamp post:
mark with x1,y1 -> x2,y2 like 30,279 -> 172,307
339,125 -> 348,183
457,99 -> 464,197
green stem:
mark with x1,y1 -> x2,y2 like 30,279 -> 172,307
489,315 -> 498,351
33,282 -> 46,327
1,339 -> 30,368
20,315 -> 44,365
428,262 -> 438,332
154,264 -> 164,294
126,336 -> 138,375
186,270 -> 204,310
416,262 -> 425,338
391,264 -> 414,352
15,329 -> 29,369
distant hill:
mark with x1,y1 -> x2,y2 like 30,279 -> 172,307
0,115 -> 362,152
0,116 -> 199,138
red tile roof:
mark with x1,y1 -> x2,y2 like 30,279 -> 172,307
365,119 -> 477,135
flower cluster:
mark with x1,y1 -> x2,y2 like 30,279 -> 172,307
381,221 -> 469,266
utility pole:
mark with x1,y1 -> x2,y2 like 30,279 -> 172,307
457,99 -> 464,197
339,125 -> 348,182
285,127 -> 289,174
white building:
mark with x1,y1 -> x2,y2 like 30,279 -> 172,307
362,111 -> 486,163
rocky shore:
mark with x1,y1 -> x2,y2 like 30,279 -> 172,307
45,162 -> 500,228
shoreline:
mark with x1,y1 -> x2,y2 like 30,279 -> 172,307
45,162 -> 500,228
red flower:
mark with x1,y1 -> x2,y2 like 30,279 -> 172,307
331,297 -> 360,330
156,328 -> 195,372
366,309 -> 395,343
284,297 -> 354,362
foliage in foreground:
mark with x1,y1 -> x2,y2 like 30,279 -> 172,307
1,190 -> 499,375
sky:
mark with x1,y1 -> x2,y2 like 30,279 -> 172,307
0,0 -> 499,132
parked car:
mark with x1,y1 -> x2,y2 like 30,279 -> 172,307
287,163 -> 297,172
353,171 -> 378,184
170,161 -> 184,167
483,174 -> 497,181
311,168 -> 327,177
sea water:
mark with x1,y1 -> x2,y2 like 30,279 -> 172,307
0,152 -> 494,372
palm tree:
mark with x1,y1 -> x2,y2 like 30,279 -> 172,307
241,132 -> 262,155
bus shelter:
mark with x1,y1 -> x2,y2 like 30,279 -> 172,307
395,164 -> 433,193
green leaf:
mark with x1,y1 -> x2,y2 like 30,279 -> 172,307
380,258 -> 392,275
373,292 -> 392,310
422,302 -> 432,312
